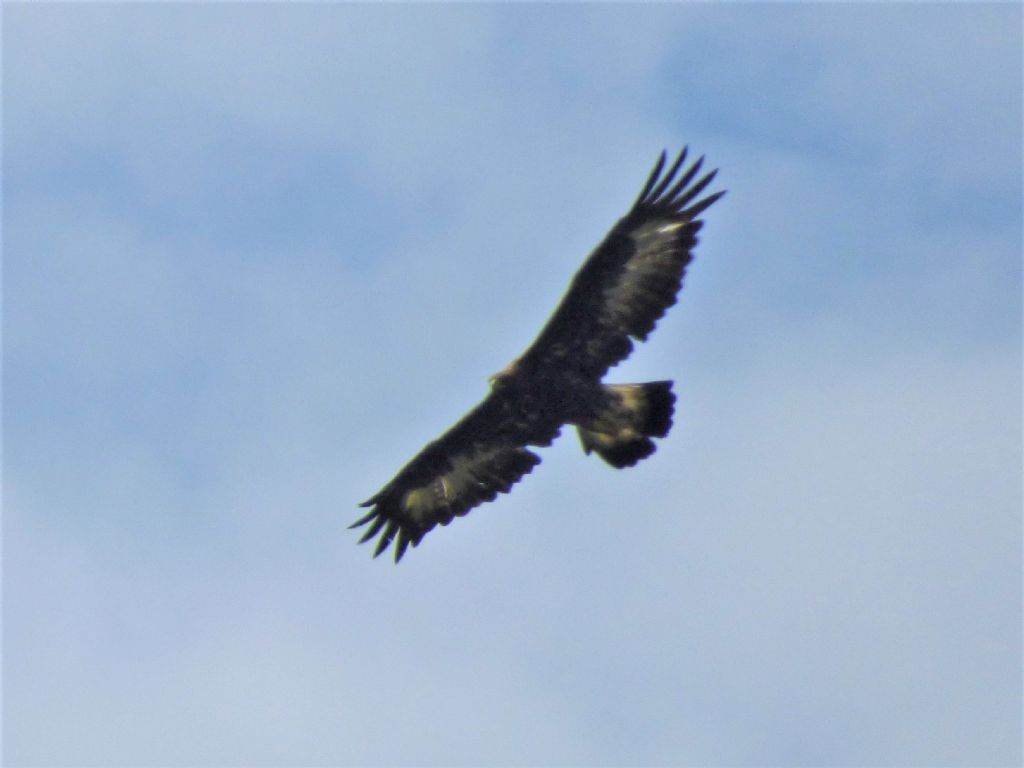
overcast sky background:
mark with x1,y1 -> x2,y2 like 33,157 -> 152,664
4,4 -> 1021,766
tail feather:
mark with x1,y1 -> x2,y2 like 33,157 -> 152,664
576,381 -> 676,468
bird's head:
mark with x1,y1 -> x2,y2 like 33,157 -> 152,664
488,359 -> 520,389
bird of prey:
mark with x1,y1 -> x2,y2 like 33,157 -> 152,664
352,147 -> 724,562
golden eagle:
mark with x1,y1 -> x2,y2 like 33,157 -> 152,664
352,147 -> 724,561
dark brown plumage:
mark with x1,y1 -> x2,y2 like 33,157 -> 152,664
352,147 -> 725,562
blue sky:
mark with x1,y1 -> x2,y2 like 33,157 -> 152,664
4,3 -> 1021,766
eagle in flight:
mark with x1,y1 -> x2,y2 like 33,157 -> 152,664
352,147 -> 725,561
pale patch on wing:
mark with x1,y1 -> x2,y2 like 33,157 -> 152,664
656,221 -> 686,235
402,456 -> 468,521
598,218 -> 695,341
401,487 -> 435,519
399,446 -> 538,525
629,218 -> 689,250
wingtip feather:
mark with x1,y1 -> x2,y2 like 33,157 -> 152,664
357,514 -> 386,543
358,492 -> 381,508
682,188 -> 727,219
394,530 -> 411,563
674,167 -> 718,210
349,508 -> 378,529
632,150 -> 668,209
646,146 -> 688,204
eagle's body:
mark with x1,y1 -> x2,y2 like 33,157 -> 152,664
352,148 -> 725,561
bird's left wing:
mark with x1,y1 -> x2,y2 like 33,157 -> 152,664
351,391 -> 559,562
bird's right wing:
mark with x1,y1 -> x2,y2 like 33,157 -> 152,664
351,390 -> 559,562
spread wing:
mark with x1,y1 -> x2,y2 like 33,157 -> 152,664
519,147 -> 725,380
351,390 -> 560,562
352,147 -> 724,563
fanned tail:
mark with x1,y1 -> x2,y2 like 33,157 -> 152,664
576,381 -> 675,468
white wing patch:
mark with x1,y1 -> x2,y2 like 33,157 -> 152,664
400,449 -> 510,524
630,219 -> 686,247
